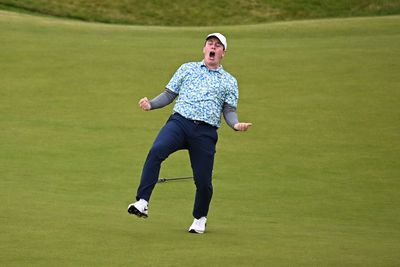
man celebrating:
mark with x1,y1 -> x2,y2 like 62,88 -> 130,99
128,33 -> 252,233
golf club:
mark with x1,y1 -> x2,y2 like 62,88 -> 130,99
157,176 -> 193,183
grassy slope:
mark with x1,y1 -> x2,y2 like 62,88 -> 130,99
0,0 -> 399,25
1,10 -> 400,266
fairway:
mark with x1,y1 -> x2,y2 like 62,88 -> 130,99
1,11 -> 400,266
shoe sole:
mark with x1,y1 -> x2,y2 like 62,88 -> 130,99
188,229 -> 204,234
127,204 -> 148,218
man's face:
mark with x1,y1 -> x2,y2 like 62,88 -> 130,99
203,37 -> 225,69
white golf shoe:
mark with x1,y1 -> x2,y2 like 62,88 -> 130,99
188,217 -> 207,234
127,199 -> 148,218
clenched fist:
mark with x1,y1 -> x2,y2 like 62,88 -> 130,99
234,122 -> 252,131
139,97 -> 151,111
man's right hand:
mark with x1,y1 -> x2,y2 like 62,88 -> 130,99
139,97 -> 151,111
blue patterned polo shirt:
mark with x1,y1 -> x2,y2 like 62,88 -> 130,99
166,61 -> 238,128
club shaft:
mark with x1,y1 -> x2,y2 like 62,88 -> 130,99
158,176 -> 193,183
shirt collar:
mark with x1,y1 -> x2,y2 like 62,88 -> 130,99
200,60 -> 224,73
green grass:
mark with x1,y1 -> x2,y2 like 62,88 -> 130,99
0,0 -> 399,25
1,10 -> 400,266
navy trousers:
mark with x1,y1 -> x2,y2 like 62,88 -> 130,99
136,113 -> 218,219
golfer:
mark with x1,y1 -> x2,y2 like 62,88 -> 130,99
128,33 -> 252,233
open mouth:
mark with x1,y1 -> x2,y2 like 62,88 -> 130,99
209,51 -> 215,59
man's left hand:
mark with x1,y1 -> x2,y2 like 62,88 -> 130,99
234,122 -> 252,131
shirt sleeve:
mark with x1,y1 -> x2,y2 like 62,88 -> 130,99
224,76 -> 239,108
165,63 -> 189,94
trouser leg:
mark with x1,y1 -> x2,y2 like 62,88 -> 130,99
188,126 -> 218,219
136,116 -> 186,201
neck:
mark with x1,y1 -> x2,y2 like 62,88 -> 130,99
204,61 -> 220,70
